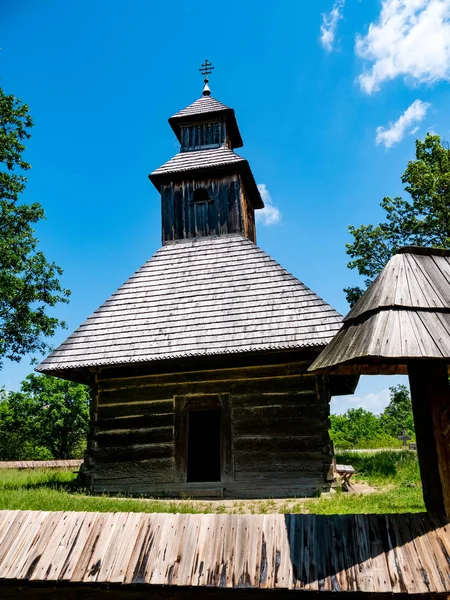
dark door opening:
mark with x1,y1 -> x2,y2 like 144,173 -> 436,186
187,409 -> 221,482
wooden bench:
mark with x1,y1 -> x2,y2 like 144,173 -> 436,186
335,464 -> 355,490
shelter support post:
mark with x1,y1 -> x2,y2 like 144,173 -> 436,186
408,360 -> 450,517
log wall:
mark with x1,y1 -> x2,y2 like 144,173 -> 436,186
87,360 -> 333,497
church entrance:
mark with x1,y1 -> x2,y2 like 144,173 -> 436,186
187,409 -> 221,482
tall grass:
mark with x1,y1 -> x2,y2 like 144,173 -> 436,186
336,449 -> 420,485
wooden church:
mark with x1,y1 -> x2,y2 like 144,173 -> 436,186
37,65 -> 357,498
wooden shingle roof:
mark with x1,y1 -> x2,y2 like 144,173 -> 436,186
37,235 -> 342,378
310,247 -> 450,375
0,510 -> 449,594
150,146 -> 245,178
170,95 -> 231,119
168,95 -> 243,149
149,147 -> 264,209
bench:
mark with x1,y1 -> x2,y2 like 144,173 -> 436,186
335,464 -> 355,490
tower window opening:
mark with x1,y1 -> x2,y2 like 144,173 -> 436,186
192,187 -> 211,203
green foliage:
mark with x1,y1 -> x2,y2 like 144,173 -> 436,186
330,407 -> 402,449
0,374 -> 90,460
380,384 -> 415,439
0,85 -> 70,368
345,133 -> 450,305
331,385 -> 415,449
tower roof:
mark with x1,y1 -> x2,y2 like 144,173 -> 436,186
37,235 -> 342,381
149,146 -> 263,209
169,95 -> 244,149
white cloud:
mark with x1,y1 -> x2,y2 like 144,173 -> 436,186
376,99 -> 430,147
331,388 -> 391,415
256,184 -> 281,226
356,0 -> 450,94
320,0 -> 345,52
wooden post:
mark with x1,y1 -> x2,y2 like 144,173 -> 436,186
408,360 -> 450,516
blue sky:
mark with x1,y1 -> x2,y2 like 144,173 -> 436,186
1,0 -> 450,413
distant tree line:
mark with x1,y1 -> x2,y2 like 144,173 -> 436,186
0,374 -> 89,460
330,385 -> 415,449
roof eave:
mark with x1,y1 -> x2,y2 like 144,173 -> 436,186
148,159 -> 264,209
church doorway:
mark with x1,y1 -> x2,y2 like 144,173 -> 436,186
187,409 -> 221,482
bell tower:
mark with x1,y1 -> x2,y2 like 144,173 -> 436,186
149,61 -> 264,244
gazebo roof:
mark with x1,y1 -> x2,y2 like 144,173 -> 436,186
309,246 -> 450,375
0,509 -> 449,595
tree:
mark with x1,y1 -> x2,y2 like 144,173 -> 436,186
330,407 -> 403,449
0,86 -> 70,369
381,384 -> 415,439
0,374 -> 90,460
345,133 -> 450,305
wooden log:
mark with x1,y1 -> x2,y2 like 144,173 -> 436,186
92,442 -> 173,463
233,407 -> 326,437
234,449 -> 328,473
233,435 -> 330,455
97,362 -> 312,393
97,375 -> 315,405
95,414 -> 173,431
97,402 -> 174,421
231,391 -> 320,408
94,426 -> 173,446
408,360 -> 448,515
93,458 -> 174,483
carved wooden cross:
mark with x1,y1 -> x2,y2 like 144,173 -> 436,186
398,429 -> 412,447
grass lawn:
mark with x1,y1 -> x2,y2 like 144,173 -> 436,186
0,450 -> 425,515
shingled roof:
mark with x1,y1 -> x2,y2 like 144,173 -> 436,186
37,234 -> 342,378
170,95 -> 231,119
169,95 -> 243,148
150,146 -> 245,178
309,246 -> 450,375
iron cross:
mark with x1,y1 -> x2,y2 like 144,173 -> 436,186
199,59 -> 214,81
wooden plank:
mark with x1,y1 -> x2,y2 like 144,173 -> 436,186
233,407 -> 326,437
92,442 -> 173,462
232,392 -> 319,408
0,511 -> 51,580
174,396 -> 188,483
421,361 -> 450,517
234,436 -> 328,455
28,512 -> 88,581
97,405 -> 174,423
94,427 -> 173,446
0,511 -> 32,571
234,449 -> 326,474
77,512 -> 119,584
94,458 -> 174,484
408,361 -> 447,515
219,394 -> 234,483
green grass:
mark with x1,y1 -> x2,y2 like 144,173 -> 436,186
0,450 -> 425,515
336,449 -> 421,485
0,469 -> 206,514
